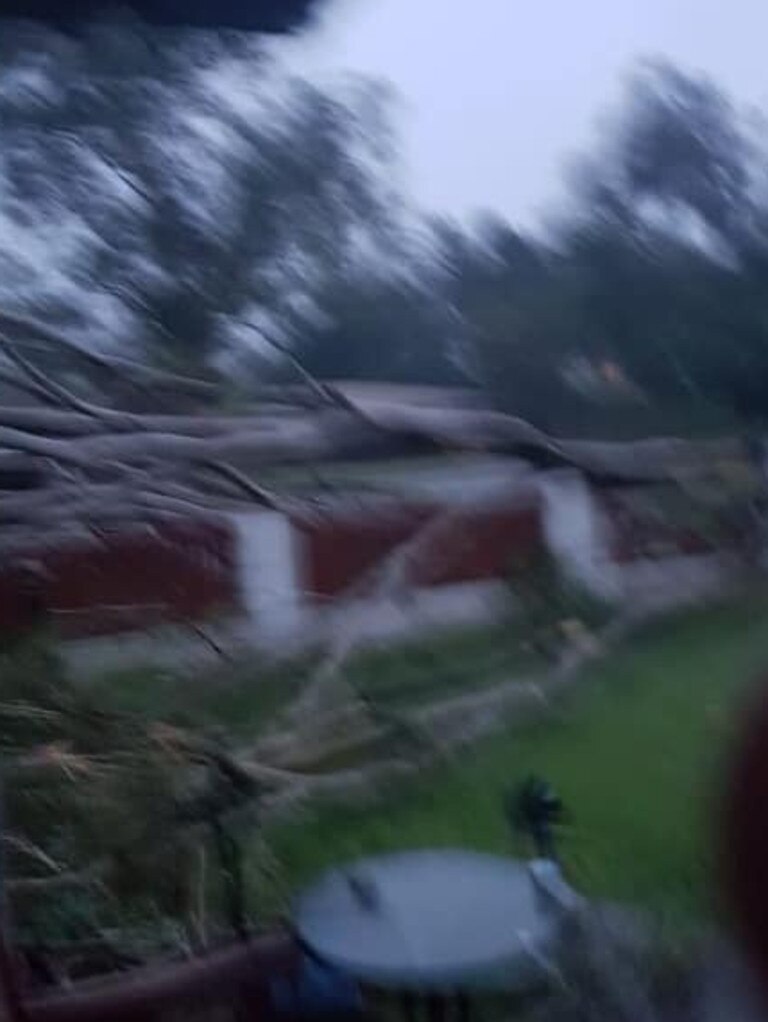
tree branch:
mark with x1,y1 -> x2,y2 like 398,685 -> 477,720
0,334 -> 124,421
0,311 -> 219,404
0,364 -> 70,409
234,318 -> 346,410
199,461 -> 278,508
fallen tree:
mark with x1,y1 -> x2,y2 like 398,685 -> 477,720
0,305 -> 762,984
0,311 -> 749,556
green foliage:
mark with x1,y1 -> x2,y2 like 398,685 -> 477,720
7,594 -> 768,956
0,623 -> 541,949
508,547 -> 610,660
292,269 -> 463,386
434,61 -> 768,434
0,23 -> 399,383
268,598 -> 768,922
0,636 -> 264,951
346,623 -> 540,707
6,29 -> 768,425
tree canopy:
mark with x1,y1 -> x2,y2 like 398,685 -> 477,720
0,41 -> 767,540
430,61 -> 768,435
0,22 -> 405,386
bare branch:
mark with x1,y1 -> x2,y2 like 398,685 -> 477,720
199,460 -> 278,508
253,508 -> 468,766
0,310 -> 219,403
49,128 -> 153,205
2,835 -> 65,876
8,864 -> 108,895
234,318 -> 351,410
0,333 -> 121,420
0,364 -> 68,408
0,382 -> 737,479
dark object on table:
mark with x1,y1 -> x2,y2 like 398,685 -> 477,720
0,0 -> 321,32
507,776 -> 564,860
346,872 -> 381,913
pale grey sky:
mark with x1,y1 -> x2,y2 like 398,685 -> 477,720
276,0 -> 768,228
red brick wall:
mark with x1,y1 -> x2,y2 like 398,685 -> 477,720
0,498 -> 543,641
295,499 -> 542,601
0,518 -> 237,639
598,489 -> 723,563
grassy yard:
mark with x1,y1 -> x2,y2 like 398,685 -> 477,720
87,597 -> 768,922
87,619 -> 538,736
266,599 -> 768,923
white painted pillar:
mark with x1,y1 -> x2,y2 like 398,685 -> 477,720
538,469 -> 622,601
230,511 -> 304,644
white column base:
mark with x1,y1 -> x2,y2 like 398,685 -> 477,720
230,511 -> 304,645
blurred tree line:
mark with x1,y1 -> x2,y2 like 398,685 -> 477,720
434,60 -> 768,434
2,21 -> 768,434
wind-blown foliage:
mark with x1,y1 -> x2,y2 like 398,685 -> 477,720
0,22 -> 399,382
434,61 -> 768,434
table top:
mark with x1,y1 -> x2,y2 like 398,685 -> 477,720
293,849 -> 563,992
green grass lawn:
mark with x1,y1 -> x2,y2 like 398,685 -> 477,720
87,620 -> 537,737
266,599 -> 768,923
87,596 -> 768,921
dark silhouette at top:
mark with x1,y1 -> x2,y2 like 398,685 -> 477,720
0,0 -> 320,31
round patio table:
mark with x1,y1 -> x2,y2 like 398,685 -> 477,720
293,849 -> 568,1005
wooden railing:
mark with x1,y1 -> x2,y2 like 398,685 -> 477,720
4,932 -> 298,1022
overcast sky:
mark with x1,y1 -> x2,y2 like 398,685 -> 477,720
275,0 -> 768,229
